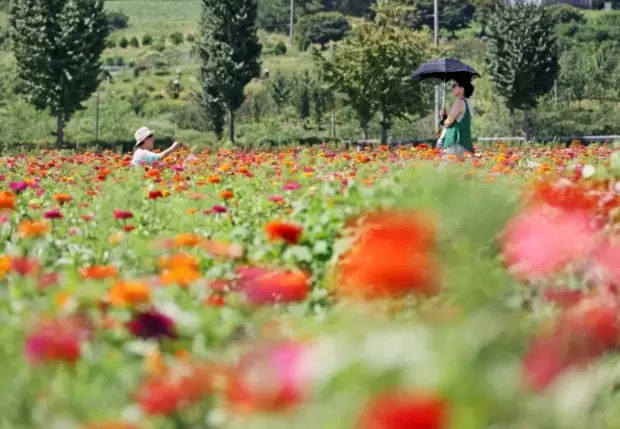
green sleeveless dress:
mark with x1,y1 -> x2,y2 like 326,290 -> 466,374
443,98 -> 474,154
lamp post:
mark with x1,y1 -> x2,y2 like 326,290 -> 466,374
434,0 -> 440,130
289,0 -> 294,42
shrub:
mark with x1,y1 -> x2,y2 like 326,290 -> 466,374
104,38 -> 117,49
142,34 -> 153,46
187,34 -> 196,42
105,57 -> 115,66
154,43 -> 166,52
548,4 -> 586,25
105,10 -> 129,31
295,12 -> 351,51
273,40 -> 287,55
115,56 -> 125,66
118,36 -> 129,49
170,32 -> 184,45
129,36 -> 140,48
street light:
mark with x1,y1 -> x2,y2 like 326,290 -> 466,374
434,0 -> 440,130
289,0 -> 294,42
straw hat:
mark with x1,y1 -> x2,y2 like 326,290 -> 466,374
134,126 -> 154,147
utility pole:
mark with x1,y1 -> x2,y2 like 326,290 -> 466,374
95,86 -> 100,141
289,0 -> 294,42
434,0 -> 440,130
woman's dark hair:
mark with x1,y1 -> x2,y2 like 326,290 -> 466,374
454,76 -> 475,98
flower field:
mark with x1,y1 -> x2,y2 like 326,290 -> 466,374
1,142 -> 620,429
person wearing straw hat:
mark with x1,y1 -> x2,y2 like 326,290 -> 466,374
436,76 -> 475,160
131,126 -> 181,167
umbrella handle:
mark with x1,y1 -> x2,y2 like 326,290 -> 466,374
442,84 -> 446,109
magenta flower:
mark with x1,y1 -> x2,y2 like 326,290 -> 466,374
283,181 -> 301,191
9,181 -> 27,194
268,195 -> 284,203
43,209 -> 63,219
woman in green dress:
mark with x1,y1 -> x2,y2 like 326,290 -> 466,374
437,76 -> 475,159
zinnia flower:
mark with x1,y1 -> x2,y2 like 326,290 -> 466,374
236,267 -> 310,305
264,221 -> 303,245
127,309 -> 177,341
357,391 -> 448,429
334,210 -> 438,299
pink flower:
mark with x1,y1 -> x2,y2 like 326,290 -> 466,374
283,182 -> 301,191
268,195 -> 284,203
500,205 -> 599,282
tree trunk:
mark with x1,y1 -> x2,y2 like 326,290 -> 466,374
362,127 -> 368,140
56,114 -> 64,148
523,109 -> 531,143
227,108 -> 235,143
379,112 -> 389,145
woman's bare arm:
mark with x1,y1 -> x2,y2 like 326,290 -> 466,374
444,99 -> 465,127
159,141 -> 180,159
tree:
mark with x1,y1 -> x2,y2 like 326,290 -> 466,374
197,0 -> 262,143
295,12 -> 351,51
314,0 -> 430,143
485,3 -> 558,140
294,71 -> 312,127
558,48 -> 590,108
10,0 -> 108,147
472,0 -> 501,37
266,73 -> 293,115
401,0 -> 475,37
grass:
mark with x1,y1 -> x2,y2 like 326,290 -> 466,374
105,0 -> 202,24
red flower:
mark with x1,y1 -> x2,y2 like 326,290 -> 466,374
236,267 -> 310,305
264,221 -> 303,244
357,391 -> 448,429
113,209 -> 134,220
148,190 -> 164,200
24,313 -> 93,366
127,310 -> 177,341
522,300 -> 620,391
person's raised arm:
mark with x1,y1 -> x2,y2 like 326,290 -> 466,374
444,99 -> 465,128
158,141 -> 181,159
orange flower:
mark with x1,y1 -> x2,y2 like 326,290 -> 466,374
185,208 -> 198,215
0,191 -> 16,210
0,255 -> 11,279
334,210 -> 438,299
108,280 -> 150,307
207,175 -> 221,184
201,239 -> 244,259
148,190 -> 164,200
160,265 -> 200,288
53,193 -> 72,204
80,265 -> 118,280
158,253 -> 199,271
264,221 -> 303,245
218,189 -> 234,200
18,220 -> 50,238
173,233 -> 204,248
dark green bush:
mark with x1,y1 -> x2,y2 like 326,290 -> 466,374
142,34 -> 153,46
170,32 -> 184,45
295,12 -> 351,51
105,10 -> 129,31
129,36 -> 140,48
118,36 -> 129,49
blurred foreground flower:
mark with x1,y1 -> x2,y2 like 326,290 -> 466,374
357,391 -> 448,429
236,266 -> 310,305
25,313 -> 93,366
333,210 -> 438,299
227,341 -> 306,412
501,205 -> 599,282
136,361 -> 213,416
522,299 -> 620,391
